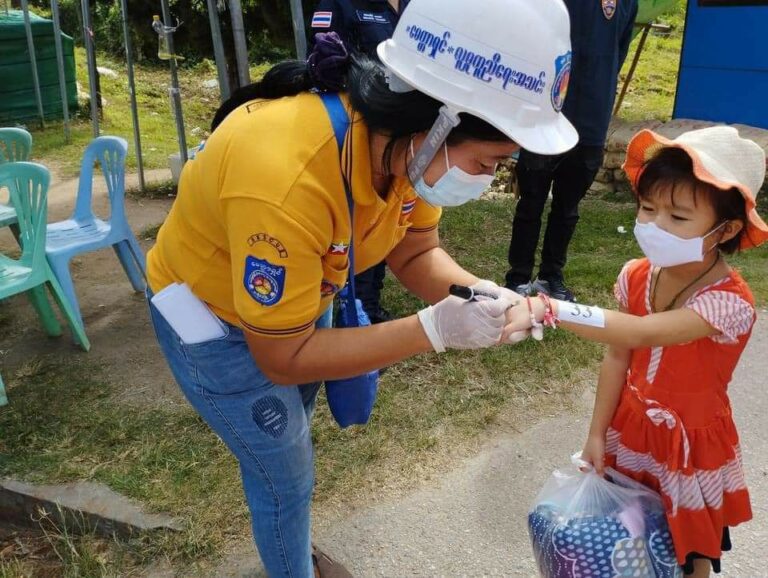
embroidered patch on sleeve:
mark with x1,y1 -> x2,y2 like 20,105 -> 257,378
311,11 -> 333,28
247,233 -> 288,258
329,240 -> 350,256
244,256 -> 285,306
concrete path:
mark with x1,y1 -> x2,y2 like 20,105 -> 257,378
5,168 -> 763,577
312,313 -> 768,577
209,312 -> 767,578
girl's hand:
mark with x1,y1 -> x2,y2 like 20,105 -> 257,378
502,302 -> 533,343
580,434 -> 606,476
502,296 -> 546,342
467,281 -> 531,343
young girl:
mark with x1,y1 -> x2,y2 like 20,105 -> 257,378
506,126 -> 768,576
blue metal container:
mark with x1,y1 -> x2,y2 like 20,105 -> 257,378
674,0 -> 768,129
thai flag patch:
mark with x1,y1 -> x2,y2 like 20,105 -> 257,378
311,11 -> 333,28
401,199 -> 417,216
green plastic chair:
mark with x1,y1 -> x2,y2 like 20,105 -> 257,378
0,128 -> 32,230
0,128 -> 32,163
0,163 -> 90,406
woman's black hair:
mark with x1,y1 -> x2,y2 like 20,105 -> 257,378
210,61 -> 314,131
636,148 -> 748,254
211,54 -> 510,172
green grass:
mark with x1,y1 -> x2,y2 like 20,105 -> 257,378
615,0 -> 687,122
2,197 -> 766,575
22,0 -> 684,176
0,358 -> 245,573
127,178 -> 177,201
25,50 -> 272,177
0,510 -> 145,578
6,3 -> 768,571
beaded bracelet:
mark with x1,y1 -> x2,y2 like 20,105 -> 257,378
526,296 -> 544,332
538,293 -> 558,329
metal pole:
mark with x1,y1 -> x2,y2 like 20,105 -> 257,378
120,0 -> 145,191
81,0 -> 99,137
289,0 -> 307,59
228,0 -> 250,87
614,23 -> 652,117
51,0 -> 71,143
20,0 -> 45,128
206,0 -> 230,101
159,0 -> 188,163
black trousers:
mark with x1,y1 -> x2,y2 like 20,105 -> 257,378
505,145 -> 604,286
354,261 -> 386,316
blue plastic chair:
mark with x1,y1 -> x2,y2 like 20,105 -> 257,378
45,136 -> 146,328
0,163 -> 90,405
0,127 -> 33,230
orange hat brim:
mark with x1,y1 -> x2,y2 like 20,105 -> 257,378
623,129 -> 768,250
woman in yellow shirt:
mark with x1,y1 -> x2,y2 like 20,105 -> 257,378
147,0 -> 577,575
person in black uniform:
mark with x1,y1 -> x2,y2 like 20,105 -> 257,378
504,0 -> 638,302
309,0 -> 408,58
308,0 -> 409,324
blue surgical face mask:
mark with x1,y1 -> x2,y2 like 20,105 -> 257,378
411,141 -> 495,207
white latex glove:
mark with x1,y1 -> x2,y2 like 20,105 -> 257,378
470,280 -> 532,344
469,279 -> 524,305
417,294 -> 514,352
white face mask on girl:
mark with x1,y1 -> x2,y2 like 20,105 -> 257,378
411,141 -> 495,207
633,220 -> 726,267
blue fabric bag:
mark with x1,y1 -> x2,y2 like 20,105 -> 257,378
319,92 -> 379,428
528,456 -> 682,578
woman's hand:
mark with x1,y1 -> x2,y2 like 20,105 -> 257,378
580,433 -> 607,476
469,280 -> 531,344
417,293 -> 515,352
469,279 -> 524,305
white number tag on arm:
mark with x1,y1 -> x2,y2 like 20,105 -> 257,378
557,301 -> 606,328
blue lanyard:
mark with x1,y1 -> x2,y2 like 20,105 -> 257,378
319,92 -> 359,316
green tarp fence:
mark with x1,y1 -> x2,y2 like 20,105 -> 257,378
637,0 -> 680,27
0,1 -> 679,126
0,9 -> 77,124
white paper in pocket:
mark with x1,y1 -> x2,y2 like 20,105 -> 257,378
151,283 -> 226,345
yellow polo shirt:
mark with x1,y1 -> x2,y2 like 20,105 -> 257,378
147,92 -> 441,338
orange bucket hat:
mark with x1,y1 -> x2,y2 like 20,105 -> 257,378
624,126 -> 768,249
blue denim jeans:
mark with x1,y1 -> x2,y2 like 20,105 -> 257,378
147,292 -> 332,578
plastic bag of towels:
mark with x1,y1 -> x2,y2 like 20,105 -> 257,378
528,455 -> 682,578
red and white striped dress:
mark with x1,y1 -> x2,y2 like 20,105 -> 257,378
605,258 -> 754,565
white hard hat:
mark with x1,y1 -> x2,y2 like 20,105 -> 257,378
377,0 -> 578,156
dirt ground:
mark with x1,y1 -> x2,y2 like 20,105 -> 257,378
0,524 -> 63,577
0,170 -> 587,577
0,168 -> 186,409
10,168 -> 764,577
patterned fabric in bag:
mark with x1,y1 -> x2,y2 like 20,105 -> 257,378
528,459 -> 681,578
